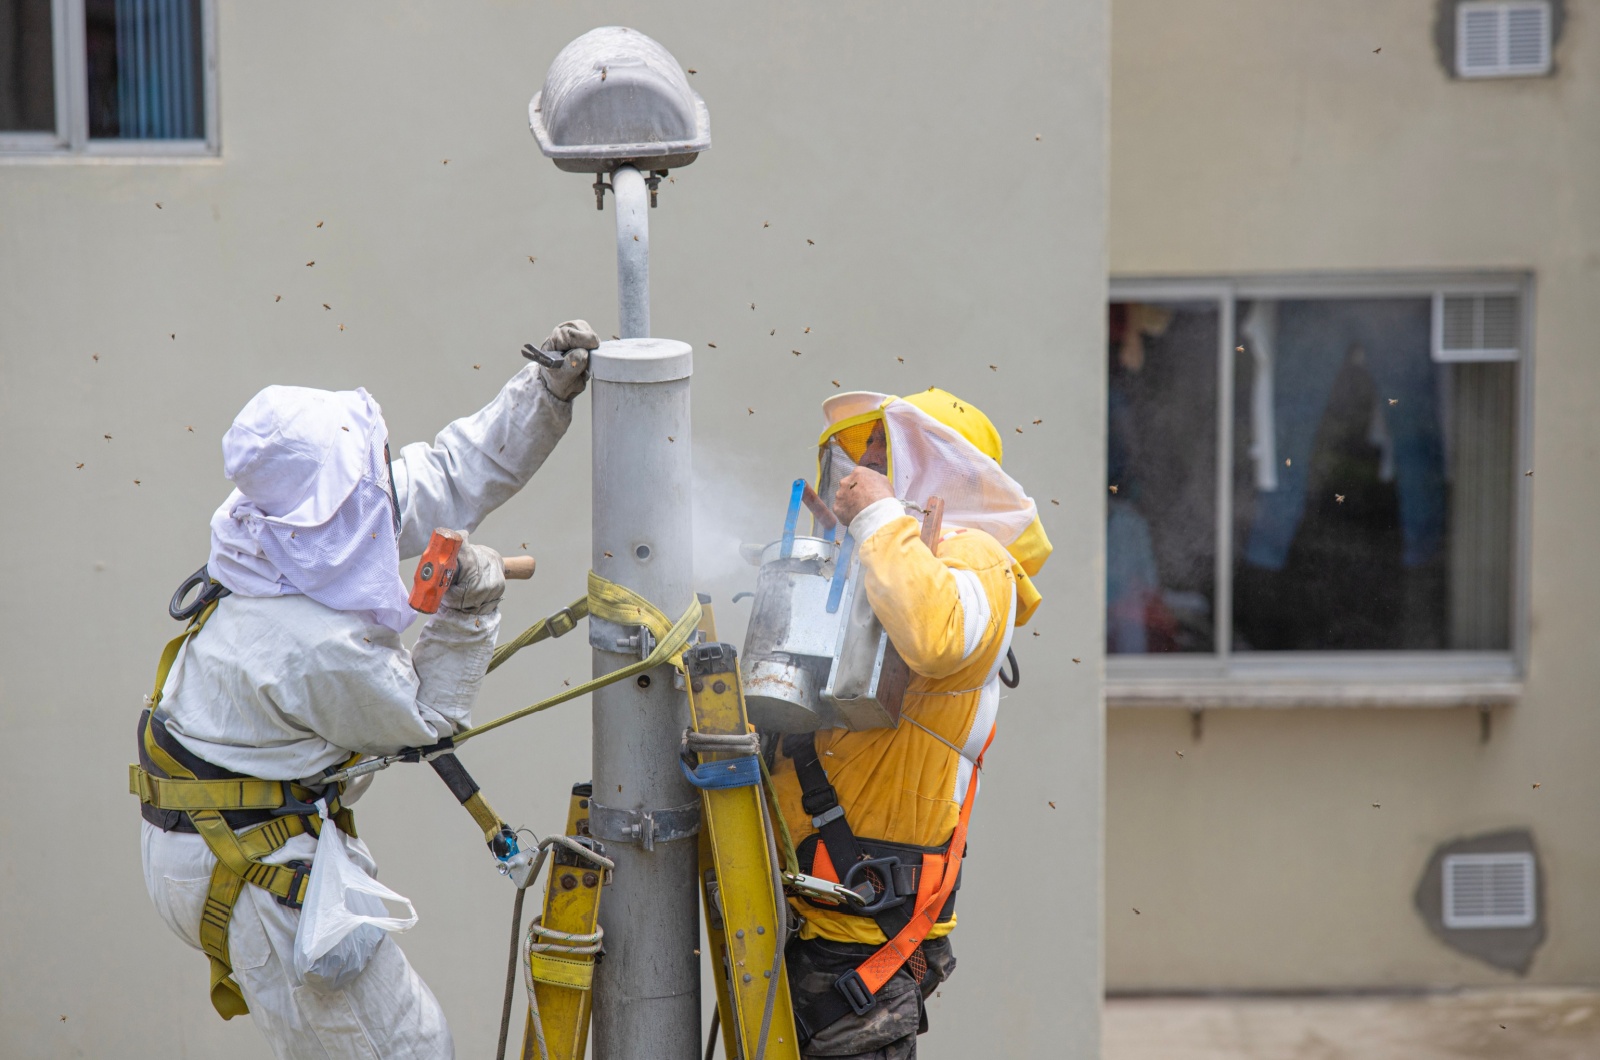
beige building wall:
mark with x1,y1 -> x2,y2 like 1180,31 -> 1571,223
0,2 -> 1107,1058
1108,0 -> 1600,989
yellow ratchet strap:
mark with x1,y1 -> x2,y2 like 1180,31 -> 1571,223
453,572 -> 702,747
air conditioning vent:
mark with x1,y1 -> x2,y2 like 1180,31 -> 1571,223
1457,1 -> 1552,79
1433,292 -> 1521,362
1443,852 -> 1536,929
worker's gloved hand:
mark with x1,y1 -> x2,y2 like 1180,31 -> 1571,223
833,466 -> 896,526
539,319 -> 600,401
441,540 -> 505,615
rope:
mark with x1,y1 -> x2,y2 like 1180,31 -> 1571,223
523,918 -> 606,1060
753,775 -> 790,1060
704,1007 -> 721,1060
899,714 -> 975,763
515,835 -> 616,1060
494,885 -> 528,1060
759,754 -> 799,877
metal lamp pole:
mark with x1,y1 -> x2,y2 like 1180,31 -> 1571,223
530,28 -> 711,1056
586,166 -> 701,1060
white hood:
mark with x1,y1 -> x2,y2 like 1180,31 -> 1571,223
208,385 -> 416,633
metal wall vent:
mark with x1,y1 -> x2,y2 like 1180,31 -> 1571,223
1457,1 -> 1552,78
1433,292 -> 1520,362
1442,851 -> 1536,929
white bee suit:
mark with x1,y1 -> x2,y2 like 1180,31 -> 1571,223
141,364 -> 576,1060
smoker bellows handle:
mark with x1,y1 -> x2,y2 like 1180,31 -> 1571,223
800,481 -> 838,532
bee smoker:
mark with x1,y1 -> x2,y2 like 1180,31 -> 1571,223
739,479 -> 911,732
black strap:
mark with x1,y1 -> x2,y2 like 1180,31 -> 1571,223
427,751 -> 479,803
790,944 -> 931,1047
794,990 -> 860,1048
781,731 -> 918,1040
781,732 -> 864,881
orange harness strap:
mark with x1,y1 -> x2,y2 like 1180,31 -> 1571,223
852,742 -> 984,995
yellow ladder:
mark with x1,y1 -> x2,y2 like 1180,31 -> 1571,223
684,640 -> 801,1060
519,784 -> 607,1060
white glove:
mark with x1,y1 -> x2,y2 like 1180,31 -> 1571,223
539,319 -> 599,401
441,540 -> 505,615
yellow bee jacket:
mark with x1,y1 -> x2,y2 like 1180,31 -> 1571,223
771,498 -> 1018,944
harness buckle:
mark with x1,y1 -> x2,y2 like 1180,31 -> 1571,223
834,968 -> 877,1016
270,781 -> 320,818
275,860 -> 311,909
839,856 -> 907,916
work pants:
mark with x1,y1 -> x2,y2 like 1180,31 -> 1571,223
142,821 -> 453,1060
786,936 -> 956,1060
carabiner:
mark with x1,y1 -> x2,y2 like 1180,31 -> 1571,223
169,565 -> 231,622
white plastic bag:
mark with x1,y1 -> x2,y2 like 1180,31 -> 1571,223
292,804 -> 417,991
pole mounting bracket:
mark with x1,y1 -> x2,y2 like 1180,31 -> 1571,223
588,799 -> 701,851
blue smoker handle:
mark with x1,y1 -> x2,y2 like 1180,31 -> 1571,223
826,532 -> 855,614
780,478 -> 805,558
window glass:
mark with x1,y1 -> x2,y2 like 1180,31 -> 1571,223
0,0 -> 55,132
1230,298 -> 1514,651
1107,301 -> 1218,654
85,0 -> 204,139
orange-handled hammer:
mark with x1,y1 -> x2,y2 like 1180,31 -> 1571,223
409,528 -> 536,614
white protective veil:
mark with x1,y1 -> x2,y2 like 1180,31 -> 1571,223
208,385 -> 416,633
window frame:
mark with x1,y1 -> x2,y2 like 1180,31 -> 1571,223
1106,271 -> 1534,708
0,0 -> 219,159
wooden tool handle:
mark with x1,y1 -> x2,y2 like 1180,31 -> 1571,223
800,481 -> 839,532
502,555 -> 536,580
920,496 -> 945,555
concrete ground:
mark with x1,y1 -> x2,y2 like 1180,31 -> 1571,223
1104,989 -> 1600,1060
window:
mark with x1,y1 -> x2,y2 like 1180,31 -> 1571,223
1106,276 -> 1530,700
0,0 -> 215,156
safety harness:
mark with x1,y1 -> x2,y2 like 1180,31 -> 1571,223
131,571 -> 706,1020
130,599 -> 358,1019
779,727 -> 986,1044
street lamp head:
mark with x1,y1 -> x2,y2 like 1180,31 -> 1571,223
530,26 -> 710,174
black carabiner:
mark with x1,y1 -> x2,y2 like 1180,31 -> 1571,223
998,648 -> 1020,689
169,565 -> 231,622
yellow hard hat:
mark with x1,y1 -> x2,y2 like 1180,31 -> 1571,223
818,386 -> 1051,624
900,388 -> 1004,465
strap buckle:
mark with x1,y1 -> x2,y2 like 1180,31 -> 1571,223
546,605 -> 580,639
810,804 -> 846,829
275,860 -> 311,909
270,781 -> 320,818
834,968 -> 876,1016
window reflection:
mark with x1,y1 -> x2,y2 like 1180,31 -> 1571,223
1231,298 -> 1514,651
0,0 -> 55,133
1107,302 -> 1217,654
85,0 -> 205,140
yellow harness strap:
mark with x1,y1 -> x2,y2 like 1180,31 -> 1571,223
135,573 -> 700,1020
132,599 -> 355,1019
